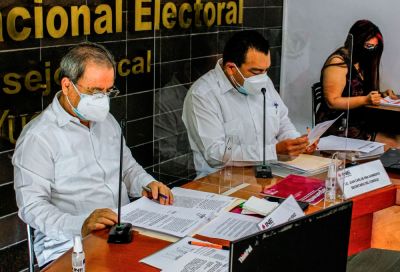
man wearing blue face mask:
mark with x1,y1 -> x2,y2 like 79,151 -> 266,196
13,42 -> 173,269
183,30 -> 318,178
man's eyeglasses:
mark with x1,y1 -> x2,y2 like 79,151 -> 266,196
364,43 -> 378,51
71,81 -> 120,98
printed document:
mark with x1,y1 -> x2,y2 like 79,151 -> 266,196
318,135 -> 384,153
121,197 -> 214,237
140,236 -> 229,270
161,252 -> 228,272
197,211 -> 261,241
171,187 -> 236,213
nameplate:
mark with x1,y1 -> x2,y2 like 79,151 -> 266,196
258,195 -> 305,230
340,160 -> 391,199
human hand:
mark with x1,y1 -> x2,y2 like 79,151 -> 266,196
305,138 -> 319,154
367,91 -> 381,105
142,181 -> 174,205
81,208 -> 118,237
382,89 -> 398,100
276,136 -> 309,156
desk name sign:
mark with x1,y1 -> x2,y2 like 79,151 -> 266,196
339,160 -> 391,199
258,195 -> 304,230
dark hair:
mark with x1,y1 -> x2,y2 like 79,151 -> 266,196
324,20 -> 383,91
222,30 -> 270,66
59,42 -> 116,83
347,20 -> 383,90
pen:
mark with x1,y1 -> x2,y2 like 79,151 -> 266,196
142,186 -> 168,200
273,102 -> 278,114
188,241 -> 230,250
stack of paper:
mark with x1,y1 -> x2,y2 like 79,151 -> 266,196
120,188 -> 240,239
140,236 -> 229,271
380,97 -> 400,107
318,135 -> 385,160
121,197 -> 215,238
171,187 -> 237,213
271,154 -> 332,176
241,196 -> 279,216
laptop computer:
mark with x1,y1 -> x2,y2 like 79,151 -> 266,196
380,148 -> 400,173
229,201 -> 353,272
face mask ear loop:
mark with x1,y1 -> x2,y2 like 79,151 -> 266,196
230,75 -> 241,88
65,82 -> 88,121
233,63 -> 246,81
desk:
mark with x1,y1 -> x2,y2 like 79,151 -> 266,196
366,104 -> 400,113
43,167 -> 399,271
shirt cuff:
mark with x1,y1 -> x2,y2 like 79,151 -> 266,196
131,174 -> 156,197
60,215 -> 88,239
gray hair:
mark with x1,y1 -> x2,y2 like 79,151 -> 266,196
59,42 -> 116,83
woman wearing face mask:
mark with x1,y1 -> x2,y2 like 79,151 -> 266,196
316,19 -> 397,140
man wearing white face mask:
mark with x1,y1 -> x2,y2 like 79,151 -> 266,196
13,42 -> 174,268
183,30 -> 318,178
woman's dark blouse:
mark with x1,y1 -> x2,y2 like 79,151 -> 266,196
316,48 -> 371,140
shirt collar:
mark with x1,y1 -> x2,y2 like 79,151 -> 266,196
215,58 -> 236,94
51,91 -> 80,127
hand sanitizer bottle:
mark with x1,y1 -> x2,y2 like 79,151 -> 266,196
325,163 -> 337,204
72,236 -> 85,272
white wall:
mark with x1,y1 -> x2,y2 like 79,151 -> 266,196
280,0 -> 400,133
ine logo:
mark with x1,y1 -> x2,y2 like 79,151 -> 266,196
238,245 -> 253,263
342,170 -> 352,177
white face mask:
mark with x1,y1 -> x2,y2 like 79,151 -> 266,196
66,82 -> 110,122
232,64 -> 268,95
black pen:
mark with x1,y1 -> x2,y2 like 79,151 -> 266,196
142,186 -> 168,200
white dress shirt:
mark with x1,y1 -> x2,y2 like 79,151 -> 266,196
182,59 -> 300,178
13,92 -> 154,266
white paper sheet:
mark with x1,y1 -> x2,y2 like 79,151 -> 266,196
121,197 -> 214,237
272,154 -> 332,173
140,236 -> 229,270
242,196 -> 279,216
161,252 -> 228,272
318,135 -> 384,153
171,187 -> 236,213
308,113 -> 344,146
339,160 -> 392,199
196,212 -> 262,241
380,97 -> 400,107
258,195 -> 305,230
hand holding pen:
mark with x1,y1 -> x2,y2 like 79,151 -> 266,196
142,181 -> 174,205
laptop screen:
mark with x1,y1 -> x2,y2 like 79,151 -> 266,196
229,201 -> 353,272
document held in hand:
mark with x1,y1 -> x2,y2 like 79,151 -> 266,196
307,112 -> 344,146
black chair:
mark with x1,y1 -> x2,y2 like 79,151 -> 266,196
27,224 -> 36,272
311,82 -> 323,127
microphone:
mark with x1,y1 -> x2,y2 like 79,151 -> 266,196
255,87 -> 272,178
108,119 -> 133,244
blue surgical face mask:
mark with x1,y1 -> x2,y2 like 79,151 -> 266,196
231,64 -> 268,95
